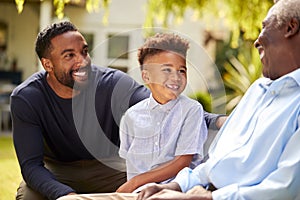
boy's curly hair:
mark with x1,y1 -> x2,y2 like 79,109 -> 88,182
138,33 -> 190,68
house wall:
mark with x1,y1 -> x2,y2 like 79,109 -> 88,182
0,2 -> 40,80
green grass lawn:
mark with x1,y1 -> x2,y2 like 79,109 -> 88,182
0,135 -> 22,200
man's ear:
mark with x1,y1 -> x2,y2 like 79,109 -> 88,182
41,58 -> 53,72
285,17 -> 300,38
141,70 -> 150,84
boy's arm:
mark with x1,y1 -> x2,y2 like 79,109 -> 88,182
116,155 -> 193,193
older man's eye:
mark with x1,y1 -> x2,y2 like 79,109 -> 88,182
83,48 -> 89,55
162,68 -> 172,73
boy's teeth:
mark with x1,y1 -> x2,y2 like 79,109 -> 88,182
168,85 -> 178,89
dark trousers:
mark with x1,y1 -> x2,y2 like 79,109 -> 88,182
16,158 -> 126,200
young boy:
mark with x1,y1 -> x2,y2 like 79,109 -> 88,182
117,33 -> 208,193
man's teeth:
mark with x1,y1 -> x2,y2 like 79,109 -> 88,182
260,50 -> 265,59
73,70 -> 86,77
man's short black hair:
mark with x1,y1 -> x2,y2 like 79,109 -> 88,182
35,21 -> 78,59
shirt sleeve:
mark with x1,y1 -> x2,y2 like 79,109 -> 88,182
172,166 -> 209,193
119,113 -> 131,159
212,126 -> 300,200
11,96 -> 74,200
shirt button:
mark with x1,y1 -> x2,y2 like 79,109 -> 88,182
155,142 -> 158,145
270,90 -> 275,95
157,122 -> 160,125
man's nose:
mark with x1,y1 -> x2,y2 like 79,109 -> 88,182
254,34 -> 261,49
76,54 -> 89,66
254,39 -> 260,48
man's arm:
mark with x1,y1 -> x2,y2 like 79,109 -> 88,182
204,112 -> 227,130
11,96 -> 75,200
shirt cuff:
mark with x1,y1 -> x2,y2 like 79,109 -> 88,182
172,167 -> 202,193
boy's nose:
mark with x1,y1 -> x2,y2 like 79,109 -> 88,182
170,71 -> 182,81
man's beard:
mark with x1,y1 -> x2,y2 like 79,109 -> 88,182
54,68 -> 90,90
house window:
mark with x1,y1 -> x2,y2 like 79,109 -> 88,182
82,33 -> 94,57
107,34 -> 129,59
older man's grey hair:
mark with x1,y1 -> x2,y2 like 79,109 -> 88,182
271,0 -> 300,29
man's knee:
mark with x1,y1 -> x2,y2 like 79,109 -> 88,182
16,180 -> 47,200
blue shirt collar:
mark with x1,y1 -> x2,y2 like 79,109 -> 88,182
259,68 -> 300,90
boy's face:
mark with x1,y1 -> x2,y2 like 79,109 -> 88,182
142,51 -> 187,104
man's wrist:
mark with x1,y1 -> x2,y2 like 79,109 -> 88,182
165,182 -> 182,192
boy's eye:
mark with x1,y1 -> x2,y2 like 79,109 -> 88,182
179,69 -> 187,74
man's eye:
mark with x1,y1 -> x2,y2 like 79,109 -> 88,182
162,68 -> 172,73
83,48 -> 89,55
64,53 -> 75,59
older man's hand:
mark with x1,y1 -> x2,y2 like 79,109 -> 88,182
137,184 -> 212,200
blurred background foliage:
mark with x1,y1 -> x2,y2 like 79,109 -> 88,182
189,91 -> 212,113
14,0 -> 274,46
14,0 -> 273,113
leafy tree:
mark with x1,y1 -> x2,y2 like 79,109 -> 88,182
14,0 -> 110,23
14,0 -> 274,46
144,0 -> 274,47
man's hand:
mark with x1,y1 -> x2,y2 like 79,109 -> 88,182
137,184 -> 212,200
137,182 -> 181,200
187,186 -> 212,198
138,188 -> 212,200
216,116 -> 227,129
143,189 -> 191,200
137,184 -> 165,200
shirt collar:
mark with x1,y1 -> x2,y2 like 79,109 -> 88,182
148,94 -> 179,111
259,68 -> 300,89
284,68 -> 300,86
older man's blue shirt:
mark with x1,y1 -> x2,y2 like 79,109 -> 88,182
173,69 -> 300,200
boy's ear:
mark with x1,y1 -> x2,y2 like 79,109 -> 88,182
142,70 -> 150,84
41,58 -> 53,72
285,17 -> 300,38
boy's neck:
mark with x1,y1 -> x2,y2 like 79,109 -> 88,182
152,94 -> 178,105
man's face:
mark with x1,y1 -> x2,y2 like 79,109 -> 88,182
254,8 -> 291,80
142,51 -> 187,104
47,31 -> 91,89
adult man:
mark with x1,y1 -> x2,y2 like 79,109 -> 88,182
11,21 -> 222,200
58,0 -> 300,199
